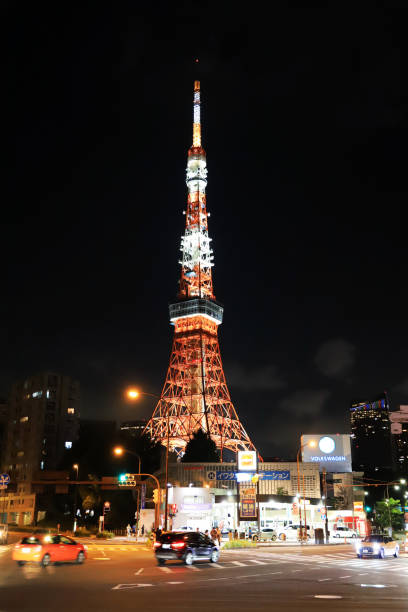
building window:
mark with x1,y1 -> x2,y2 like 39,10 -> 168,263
32,391 -> 42,398
65,441 -> 72,449
67,408 -> 75,415
40,461 -> 44,470
20,416 -> 29,423
17,451 -> 24,457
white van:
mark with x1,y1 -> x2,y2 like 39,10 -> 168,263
332,525 -> 357,538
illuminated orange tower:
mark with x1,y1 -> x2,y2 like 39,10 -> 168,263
144,81 -> 257,458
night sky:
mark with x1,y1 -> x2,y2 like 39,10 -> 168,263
3,3 -> 408,458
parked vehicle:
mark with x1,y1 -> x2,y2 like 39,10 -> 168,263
333,526 -> 357,538
277,525 -> 311,541
252,528 -> 277,542
154,531 -> 220,565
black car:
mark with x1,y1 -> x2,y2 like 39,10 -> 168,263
154,531 -> 220,566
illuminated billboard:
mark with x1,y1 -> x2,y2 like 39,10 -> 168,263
301,434 -> 352,473
237,450 -> 257,471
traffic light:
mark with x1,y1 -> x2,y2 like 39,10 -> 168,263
118,473 -> 136,487
153,489 -> 159,504
365,506 -> 372,513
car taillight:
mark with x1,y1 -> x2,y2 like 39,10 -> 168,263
153,542 -> 162,548
171,542 -> 186,550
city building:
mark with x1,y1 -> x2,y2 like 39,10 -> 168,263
2,373 -> 80,492
120,420 -> 147,439
350,393 -> 393,473
144,81 -> 256,457
390,405 -> 408,470
0,491 -> 36,526
0,399 -> 8,466
156,460 -> 322,533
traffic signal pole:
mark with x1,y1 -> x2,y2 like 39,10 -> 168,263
118,473 -> 161,530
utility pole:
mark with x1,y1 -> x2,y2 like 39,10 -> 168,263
322,468 -> 329,543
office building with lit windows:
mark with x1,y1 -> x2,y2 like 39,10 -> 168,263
350,393 -> 393,473
390,405 -> 408,471
2,373 -> 80,492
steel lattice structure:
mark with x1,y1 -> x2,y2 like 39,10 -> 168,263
144,81 -> 257,458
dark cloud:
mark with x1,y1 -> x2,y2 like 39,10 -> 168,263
226,363 -> 286,392
279,389 -> 331,418
314,339 -> 355,379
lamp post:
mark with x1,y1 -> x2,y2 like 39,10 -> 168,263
113,446 -> 142,529
296,440 -> 317,543
125,388 -> 172,531
73,464 -> 79,533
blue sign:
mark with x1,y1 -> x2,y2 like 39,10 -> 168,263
0,473 -> 10,484
259,471 -> 290,481
215,470 -> 290,481
140,484 -> 146,509
216,471 -> 236,481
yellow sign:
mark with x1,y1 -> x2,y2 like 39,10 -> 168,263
354,501 -> 364,513
238,450 -> 257,471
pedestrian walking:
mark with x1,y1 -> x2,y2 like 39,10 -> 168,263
141,524 -> 145,536
210,526 -> 218,543
204,529 -> 209,537
216,527 -> 221,547
248,526 -> 252,540
155,527 -> 162,540
126,524 -> 131,540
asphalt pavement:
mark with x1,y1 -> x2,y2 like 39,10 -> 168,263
0,541 -> 407,611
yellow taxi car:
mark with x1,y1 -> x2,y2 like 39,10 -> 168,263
356,534 -> 399,559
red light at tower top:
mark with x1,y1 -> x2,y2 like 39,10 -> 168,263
144,81 -> 257,459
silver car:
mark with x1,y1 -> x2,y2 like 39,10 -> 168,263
252,528 -> 277,542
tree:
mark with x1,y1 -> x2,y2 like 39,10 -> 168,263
374,498 -> 403,532
182,429 -> 219,463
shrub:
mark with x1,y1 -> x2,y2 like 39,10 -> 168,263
96,531 -> 115,539
75,528 -> 92,537
222,540 -> 257,549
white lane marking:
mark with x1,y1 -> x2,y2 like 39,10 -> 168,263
210,563 -> 223,568
292,569 -> 301,572
339,575 -> 351,579
167,582 -> 184,585
358,573 -> 368,576
135,568 -> 144,575
159,567 -> 172,573
249,560 -> 267,565
187,565 -> 201,571
268,571 -> 282,575
93,557 -> 111,560
315,595 -> 342,599
112,583 -> 153,590
231,561 -> 247,566
318,578 -> 331,582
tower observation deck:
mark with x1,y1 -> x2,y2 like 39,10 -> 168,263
144,81 -> 257,459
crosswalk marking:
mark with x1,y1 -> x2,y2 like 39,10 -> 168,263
159,567 -> 172,573
211,563 -> 223,569
187,565 -> 201,571
231,561 -> 247,566
249,560 -> 267,565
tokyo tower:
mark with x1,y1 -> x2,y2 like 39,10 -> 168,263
144,81 -> 257,459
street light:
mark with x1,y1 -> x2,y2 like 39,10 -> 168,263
73,464 -> 79,533
296,440 -> 317,543
113,446 -> 141,476
123,388 -> 173,531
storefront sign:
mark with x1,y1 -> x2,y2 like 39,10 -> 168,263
238,451 -> 257,471
353,501 -> 364,513
239,486 -> 257,519
259,471 -> 290,481
301,434 -> 352,473
215,471 -> 236,480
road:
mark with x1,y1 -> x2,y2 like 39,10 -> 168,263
0,541 -> 407,611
